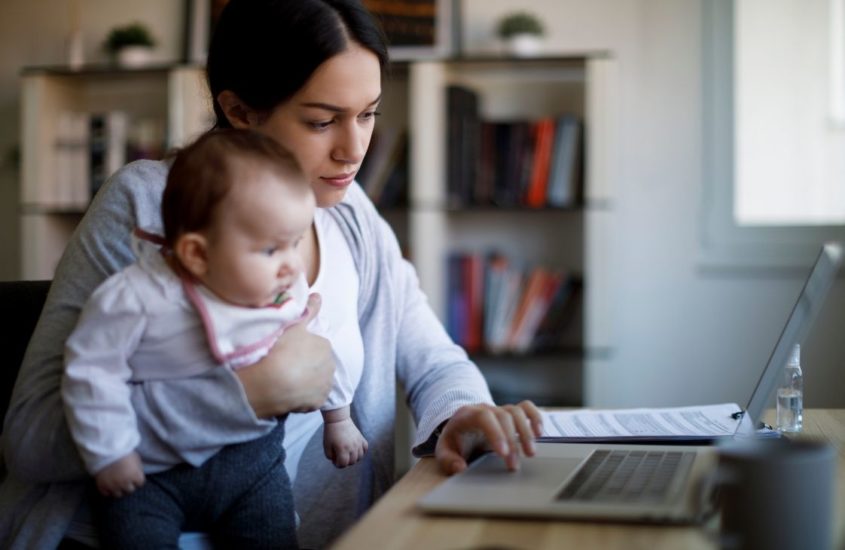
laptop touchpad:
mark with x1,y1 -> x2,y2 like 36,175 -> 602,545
460,454 -> 584,489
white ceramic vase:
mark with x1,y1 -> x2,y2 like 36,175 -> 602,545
504,34 -> 543,57
68,29 -> 84,70
116,46 -> 153,68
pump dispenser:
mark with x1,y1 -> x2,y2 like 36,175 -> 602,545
776,344 -> 803,432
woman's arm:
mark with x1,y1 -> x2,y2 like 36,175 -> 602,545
375,217 -> 542,471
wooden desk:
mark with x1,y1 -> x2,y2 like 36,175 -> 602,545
333,410 -> 845,550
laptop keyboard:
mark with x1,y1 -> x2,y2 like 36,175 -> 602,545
556,450 -> 695,503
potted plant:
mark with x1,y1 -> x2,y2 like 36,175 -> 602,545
104,22 -> 156,68
496,12 -> 545,57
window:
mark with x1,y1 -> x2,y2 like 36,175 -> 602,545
702,0 -> 845,267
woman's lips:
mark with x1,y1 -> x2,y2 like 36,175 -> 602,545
321,173 -> 355,188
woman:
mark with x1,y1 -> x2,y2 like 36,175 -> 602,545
0,1 -> 542,547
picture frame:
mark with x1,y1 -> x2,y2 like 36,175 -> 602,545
363,0 -> 458,60
183,0 -> 457,64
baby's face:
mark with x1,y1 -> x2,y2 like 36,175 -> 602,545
200,168 -> 315,308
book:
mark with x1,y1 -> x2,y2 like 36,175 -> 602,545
464,253 -> 484,353
475,121 -> 497,205
507,122 -> 533,205
487,121 -> 535,207
377,140 -> 408,208
53,111 -> 75,207
531,275 -> 579,351
487,266 -> 524,354
523,118 -> 556,208
446,253 -> 468,346
53,111 -> 91,209
482,253 -> 509,346
507,267 -> 554,352
446,85 -> 480,207
546,115 -> 582,207
510,271 -> 564,353
358,126 -> 406,204
89,111 -> 128,198
491,122 -> 516,206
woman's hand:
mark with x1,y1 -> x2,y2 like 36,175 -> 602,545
435,401 -> 543,475
236,293 -> 335,418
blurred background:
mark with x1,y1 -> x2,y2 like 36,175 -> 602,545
0,0 -> 842,419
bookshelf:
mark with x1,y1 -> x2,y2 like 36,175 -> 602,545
359,64 -> 411,255
407,55 -> 618,406
19,64 -> 212,280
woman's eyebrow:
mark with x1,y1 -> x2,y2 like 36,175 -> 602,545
300,95 -> 382,113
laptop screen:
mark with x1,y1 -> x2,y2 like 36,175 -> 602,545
744,242 -> 843,424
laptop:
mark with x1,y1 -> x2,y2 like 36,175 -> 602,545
418,242 -> 843,523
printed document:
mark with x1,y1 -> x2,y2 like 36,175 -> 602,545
539,403 -> 745,442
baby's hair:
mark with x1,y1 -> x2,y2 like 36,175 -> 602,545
162,129 -> 308,248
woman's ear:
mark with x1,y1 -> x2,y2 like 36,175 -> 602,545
174,232 -> 209,278
217,90 -> 259,129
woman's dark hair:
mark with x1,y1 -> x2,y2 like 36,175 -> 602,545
207,0 -> 389,128
162,129 -> 306,247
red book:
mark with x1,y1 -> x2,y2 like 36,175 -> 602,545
512,271 -> 564,352
524,118 -> 556,208
507,268 -> 550,351
463,254 -> 484,353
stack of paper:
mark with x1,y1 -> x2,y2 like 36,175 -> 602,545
539,403 -> 749,443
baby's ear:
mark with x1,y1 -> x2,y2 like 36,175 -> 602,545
173,232 -> 209,278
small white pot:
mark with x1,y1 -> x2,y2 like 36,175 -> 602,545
504,34 -> 543,57
116,46 -> 153,68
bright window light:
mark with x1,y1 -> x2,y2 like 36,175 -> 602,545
734,0 -> 845,226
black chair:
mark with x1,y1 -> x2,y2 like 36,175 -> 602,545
0,280 -> 51,429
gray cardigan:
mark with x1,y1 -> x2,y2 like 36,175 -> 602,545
0,160 -> 493,549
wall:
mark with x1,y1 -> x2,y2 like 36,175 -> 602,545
0,0 -> 182,281
0,0 -> 842,408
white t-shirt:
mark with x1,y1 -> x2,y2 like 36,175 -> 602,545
283,208 -> 364,482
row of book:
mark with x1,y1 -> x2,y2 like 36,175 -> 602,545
446,252 -> 580,355
357,126 -> 408,208
447,85 -> 583,209
48,110 -> 166,209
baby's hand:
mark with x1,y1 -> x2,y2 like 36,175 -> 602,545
95,452 -> 145,498
323,417 -> 368,468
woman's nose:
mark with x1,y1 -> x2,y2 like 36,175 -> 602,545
332,123 -> 367,165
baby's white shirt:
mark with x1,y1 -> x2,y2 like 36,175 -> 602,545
184,276 -> 308,370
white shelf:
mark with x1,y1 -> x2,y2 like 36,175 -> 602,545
406,55 -> 619,405
19,65 -> 212,280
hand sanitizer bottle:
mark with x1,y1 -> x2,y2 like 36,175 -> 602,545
776,344 -> 803,432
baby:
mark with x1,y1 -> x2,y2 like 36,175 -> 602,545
62,129 -> 366,547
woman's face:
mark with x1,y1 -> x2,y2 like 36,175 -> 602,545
253,42 -> 382,207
